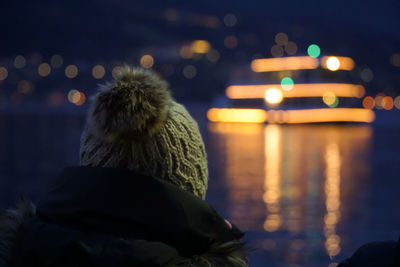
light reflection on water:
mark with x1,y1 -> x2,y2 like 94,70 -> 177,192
207,123 -> 373,266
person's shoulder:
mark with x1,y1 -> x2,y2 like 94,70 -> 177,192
338,239 -> 400,267
167,240 -> 249,267
0,199 -> 36,265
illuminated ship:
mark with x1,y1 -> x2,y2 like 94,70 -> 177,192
207,55 -> 375,124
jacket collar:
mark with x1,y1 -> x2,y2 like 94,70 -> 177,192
37,166 -> 241,255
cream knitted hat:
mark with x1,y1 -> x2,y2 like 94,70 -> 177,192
80,66 -> 208,199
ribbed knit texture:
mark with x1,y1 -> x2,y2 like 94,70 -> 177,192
80,101 -> 208,199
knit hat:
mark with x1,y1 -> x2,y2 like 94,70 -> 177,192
79,66 -> 208,199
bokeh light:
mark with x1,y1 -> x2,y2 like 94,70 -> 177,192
360,68 -> 374,82
68,89 -> 86,106
323,91 -> 338,107
164,8 -> 179,22
183,65 -> 197,79
191,40 -> 211,54
92,65 -> 106,79
285,41 -> 298,55
394,96 -> 400,110
362,96 -> 375,109
0,67 -> 8,80
223,13 -> 237,27
180,45 -> 193,59
140,55 -> 154,69
206,49 -> 220,62
271,45 -> 284,57
274,32 -> 288,46
30,53 -> 42,65
14,55 -> 26,69
390,53 -> 400,67
224,35 -> 238,49
307,44 -> 321,58
202,16 -> 220,29
17,80 -> 34,94
48,91 -> 65,106
73,91 -> 86,106
50,55 -> 63,68
112,66 -> 122,79
67,89 -> 79,103
321,56 -> 354,71
281,77 -> 294,91
264,88 -> 283,104
326,57 -> 340,71
374,93 -> 385,109
264,214 -> 281,232
382,96 -> 394,110
38,63 -> 51,77
65,65 -> 78,79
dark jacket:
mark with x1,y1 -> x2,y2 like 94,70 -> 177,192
0,167 -> 248,267
338,238 -> 400,267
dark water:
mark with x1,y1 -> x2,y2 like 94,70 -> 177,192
1,105 -> 400,267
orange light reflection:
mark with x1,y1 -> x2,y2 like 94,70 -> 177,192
324,141 -> 341,257
263,125 -> 282,232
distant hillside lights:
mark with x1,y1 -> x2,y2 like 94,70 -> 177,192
67,89 -> 86,106
92,65 -> 106,79
224,35 -> 238,49
50,55 -> 63,68
164,8 -> 180,22
395,96 -> 400,110
372,94 -> 395,110
17,80 -> 35,94
363,95 -> 398,111
0,67 -> 8,80
390,53 -> 400,67
112,66 -> 122,79
38,63 -> 51,77
360,68 -> 374,83
223,14 -> 237,27
65,65 -> 79,79
271,32 -> 298,57
362,96 -> 375,109
14,55 -> 26,69
140,55 -> 154,69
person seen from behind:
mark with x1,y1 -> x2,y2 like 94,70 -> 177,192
0,66 -> 248,267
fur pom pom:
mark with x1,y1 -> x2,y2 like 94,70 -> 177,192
89,66 -> 171,142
